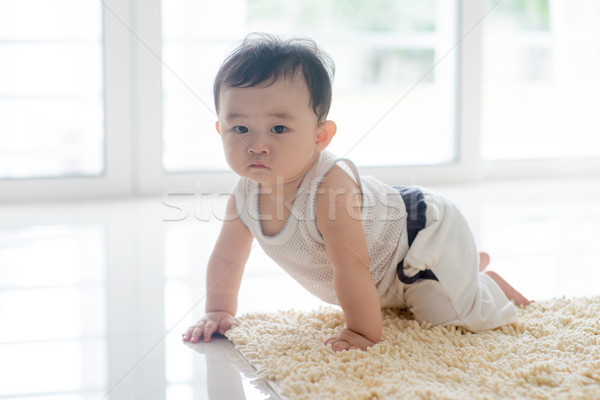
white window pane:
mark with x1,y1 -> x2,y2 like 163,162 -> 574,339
162,0 -> 247,40
0,98 -> 104,178
160,41 -> 226,172
482,0 -> 600,160
0,1 -> 104,179
161,42 -> 231,96
0,43 -> 103,97
324,41 -> 456,166
162,95 -> 223,172
0,0 -> 101,40
161,0 -> 457,171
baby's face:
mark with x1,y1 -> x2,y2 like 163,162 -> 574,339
217,73 -> 325,188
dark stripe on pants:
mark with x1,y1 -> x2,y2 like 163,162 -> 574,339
394,186 -> 439,285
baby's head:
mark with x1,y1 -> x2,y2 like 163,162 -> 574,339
213,33 -> 335,123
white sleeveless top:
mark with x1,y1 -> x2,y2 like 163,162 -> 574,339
234,151 -> 410,307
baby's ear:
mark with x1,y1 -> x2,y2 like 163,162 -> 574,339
215,121 -> 221,134
316,120 -> 336,150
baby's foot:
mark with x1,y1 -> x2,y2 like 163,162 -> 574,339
484,270 -> 533,306
479,252 -> 490,272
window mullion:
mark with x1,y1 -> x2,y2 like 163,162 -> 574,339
132,0 -> 163,196
457,0 -> 484,181
103,0 -> 135,196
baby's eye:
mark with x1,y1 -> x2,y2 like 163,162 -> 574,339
233,126 -> 249,134
270,125 -> 287,134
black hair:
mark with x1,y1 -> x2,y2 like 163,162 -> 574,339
213,33 -> 335,123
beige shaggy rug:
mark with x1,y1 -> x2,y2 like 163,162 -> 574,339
225,297 -> 600,400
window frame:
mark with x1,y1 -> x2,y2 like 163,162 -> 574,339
1,0 -> 599,202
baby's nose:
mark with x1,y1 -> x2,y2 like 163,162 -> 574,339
248,133 -> 270,154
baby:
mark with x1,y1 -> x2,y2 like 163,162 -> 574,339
183,33 -> 531,352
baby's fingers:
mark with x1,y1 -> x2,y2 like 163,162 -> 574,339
217,317 -> 233,335
202,320 -> 219,342
184,322 -> 207,343
182,325 -> 197,342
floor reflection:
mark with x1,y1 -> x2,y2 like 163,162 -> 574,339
185,338 -> 279,400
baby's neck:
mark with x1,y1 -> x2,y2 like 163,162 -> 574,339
260,177 -> 302,206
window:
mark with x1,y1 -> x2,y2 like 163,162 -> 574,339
0,0 -> 104,179
1,1 -> 599,201
161,0 -> 458,171
482,0 -> 600,160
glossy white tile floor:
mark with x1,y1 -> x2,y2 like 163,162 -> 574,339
1,177 -> 600,399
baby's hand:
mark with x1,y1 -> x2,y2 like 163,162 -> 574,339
182,311 -> 234,343
324,328 -> 376,352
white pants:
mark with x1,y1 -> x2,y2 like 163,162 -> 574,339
401,192 -> 518,332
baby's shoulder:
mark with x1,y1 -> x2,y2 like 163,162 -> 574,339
318,163 -> 360,192
314,164 -> 362,220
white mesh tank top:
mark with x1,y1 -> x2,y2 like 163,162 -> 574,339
234,150 -> 409,307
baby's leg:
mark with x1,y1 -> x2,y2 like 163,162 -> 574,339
479,252 -> 490,272
403,193 -> 523,331
477,253 -> 532,305
484,270 -> 533,306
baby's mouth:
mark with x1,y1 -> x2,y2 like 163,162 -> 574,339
249,161 -> 269,169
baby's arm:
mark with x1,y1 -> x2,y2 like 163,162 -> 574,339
183,194 -> 254,343
316,166 -> 382,351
